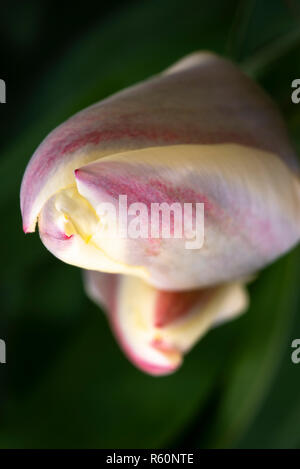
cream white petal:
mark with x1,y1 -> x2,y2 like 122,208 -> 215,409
21,52 -> 299,233
84,270 -> 248,375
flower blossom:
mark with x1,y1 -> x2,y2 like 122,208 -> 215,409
21,52 -> 300,375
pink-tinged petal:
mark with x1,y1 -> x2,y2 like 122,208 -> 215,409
73,143 -> 300,290
84,270 -> 248,376
154,289 -> 213,328
21,52 -> 299,234
38,187 -> 150,278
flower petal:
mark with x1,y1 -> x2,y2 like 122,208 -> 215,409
21,52 -> 299,234
72,143 -> 300,290
84,270 -> 248,376
38,187 -> 149,278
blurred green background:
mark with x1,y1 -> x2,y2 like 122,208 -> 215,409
1,0 -> 300,449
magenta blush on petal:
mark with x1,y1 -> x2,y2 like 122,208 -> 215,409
154,288 -> 215,328
83,270 -> 248,376
21,52 -> 299,234
84,271 -> 181,376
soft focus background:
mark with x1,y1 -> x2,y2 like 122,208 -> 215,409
1,0 -> 300,449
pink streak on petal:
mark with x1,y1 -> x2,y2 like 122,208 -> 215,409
21,53 -> 299,232
75,163 -> 214,212
87,272 -> 180,376
111,283 -> 179,376
154,288 -> 214,328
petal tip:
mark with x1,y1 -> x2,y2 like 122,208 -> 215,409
22,222 -> 33,234
133,354 -> 182,377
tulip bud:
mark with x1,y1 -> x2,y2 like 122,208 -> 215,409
21,52 -> 300,374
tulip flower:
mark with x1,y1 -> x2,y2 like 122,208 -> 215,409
20,52 -> 300,375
